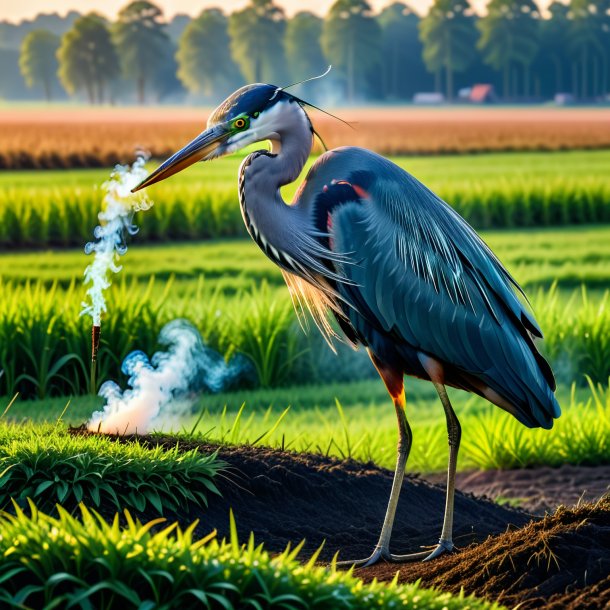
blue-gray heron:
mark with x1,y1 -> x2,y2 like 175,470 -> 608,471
133,82 -> 561,566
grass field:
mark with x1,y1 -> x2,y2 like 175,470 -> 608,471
2,106 -> 610,169
1,224 -> 610,398
4,377 -> 608,473
1,129 -> 609,607
2,225 -> 610,289
1,150 -> 610,248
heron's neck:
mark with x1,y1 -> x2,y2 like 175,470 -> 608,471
238,106 -> 313,256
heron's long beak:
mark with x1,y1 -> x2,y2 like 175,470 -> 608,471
132,125 -> 228,192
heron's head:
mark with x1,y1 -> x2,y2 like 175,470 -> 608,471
132,84 -> 309,192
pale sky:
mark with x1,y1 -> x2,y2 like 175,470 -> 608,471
2,0 -> 555,23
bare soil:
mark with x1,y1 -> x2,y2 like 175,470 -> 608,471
69,430 -> 610,609
358,500 -> 610,610
427,465 -> 610,514
134,434 -> 530,560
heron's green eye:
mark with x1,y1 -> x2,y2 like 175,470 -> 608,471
233,117 -> 248,130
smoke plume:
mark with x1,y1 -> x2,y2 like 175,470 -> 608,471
81,156 -> 151,326
88,320 -> 247,435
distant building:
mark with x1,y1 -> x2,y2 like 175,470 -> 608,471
469,84 -> 497,104
413,92 -> 445,105
457,87 -> 472,101
555,93 -> 575,106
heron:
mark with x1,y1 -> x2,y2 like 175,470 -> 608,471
132,78 -> 561,566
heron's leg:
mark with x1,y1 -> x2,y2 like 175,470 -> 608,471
390,381 -> 461,563
374,389 -> 412,553
336,355 -> 412,568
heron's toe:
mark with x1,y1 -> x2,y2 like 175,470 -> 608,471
335,546 -> 390,569
387,539 -> 455,563
423,538 -> 454,562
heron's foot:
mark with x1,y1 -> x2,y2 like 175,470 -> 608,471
335,546 -> 390,568
391,538 -> 454,563
336,539 -> 454,568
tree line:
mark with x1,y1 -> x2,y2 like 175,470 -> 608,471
16,0 -> 610,104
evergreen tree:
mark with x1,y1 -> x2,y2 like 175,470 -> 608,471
568,0 -> 610,98
478,0 -> 541,99
19,29 -> 60,100
113,1 -> 172,104
419,0 -> 478,100
321,0 -> 381,101
286,12 -> 326,83
228,0 -> 287,84
534,2 -> 570,97
177,9 -> 242,98
57,14 -> 119,103
378,2 -> 429,99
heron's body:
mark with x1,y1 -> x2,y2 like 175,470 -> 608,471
238,107 -> 558,430
135,81 -> 561,565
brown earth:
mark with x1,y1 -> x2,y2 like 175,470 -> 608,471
121,434 -> 530,560
427,464 -> 610,514
358,500 -> 610,610
69,430 -> 610,609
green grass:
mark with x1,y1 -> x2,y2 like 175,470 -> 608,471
0,276 -> 609,398
0,502 -> 499,610
1,150 -> 609,248
157,378 -> 610,472
3,225 -> 610,291
0,422 -> 224,515
4,378 -> 609,473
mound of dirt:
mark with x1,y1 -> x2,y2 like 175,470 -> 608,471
427,465 -> 610,514
358,499 -> 610,609
75,431 -> 529,561
70,429 -> 610,607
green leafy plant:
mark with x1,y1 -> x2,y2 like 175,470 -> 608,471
0,423 -> 224,515
0,501 -> 499,609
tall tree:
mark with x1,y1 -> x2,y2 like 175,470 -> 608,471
419,0 -> 477,100
57,14 -> 119,104
321,0 -> 381,102
285,12 -> 326,83
19,29 -> 59,101
113,1 -> 172,104
478,0 -> 541,99
568,0 -> 610,98
378,2 -> 429,100
534,1 -> 570,97
177,9 -> 242,98
228,0 -> 287,84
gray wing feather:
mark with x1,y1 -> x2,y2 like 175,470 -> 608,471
323,148 -> 560,429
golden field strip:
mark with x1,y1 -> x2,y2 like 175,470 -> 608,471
1,106 -> 610,168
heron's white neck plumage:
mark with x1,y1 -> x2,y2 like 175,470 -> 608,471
238,100 -> 313,262
237,97 -> 353,346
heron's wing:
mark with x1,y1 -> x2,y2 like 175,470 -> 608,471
326,150 -> 558,428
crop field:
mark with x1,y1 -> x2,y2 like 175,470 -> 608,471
1,226 -> 610,399
1,125 -> 610,608
1,150 -> 610,248
2,106 -> 610,168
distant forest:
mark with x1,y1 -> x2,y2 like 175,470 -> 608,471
1,0 -> 609,104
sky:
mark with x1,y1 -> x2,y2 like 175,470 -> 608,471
2,0 -> 555,23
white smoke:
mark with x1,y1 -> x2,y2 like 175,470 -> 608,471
81,156 -> 151,326
88,320 -> 247,435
